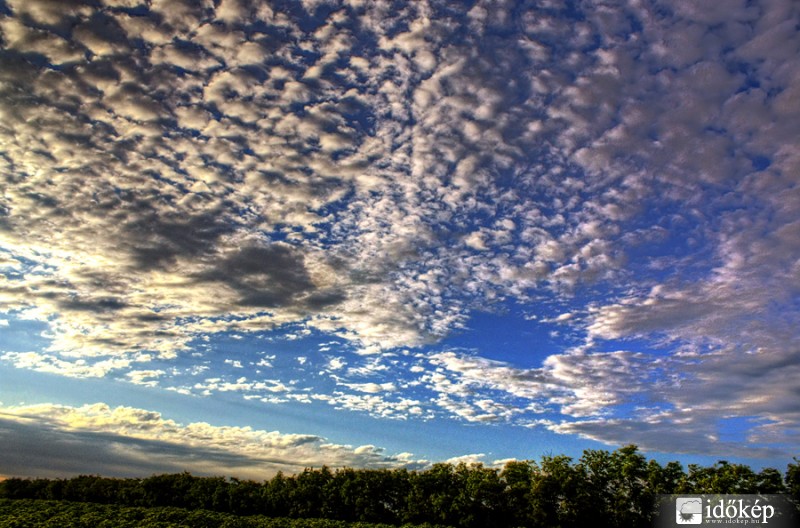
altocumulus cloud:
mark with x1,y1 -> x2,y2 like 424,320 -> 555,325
0,0 -> 799,464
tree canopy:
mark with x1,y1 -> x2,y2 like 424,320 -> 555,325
2,446 -> 798,528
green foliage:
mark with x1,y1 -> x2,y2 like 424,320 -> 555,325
647,460 -> 684,495
582,445 -> 654,528
529,454 -> 590,528
1,446 -> 797,528
0,499 -> 449,528
498,460 -> 535,527
678,460 -> 786,493
787,458 -> 800,505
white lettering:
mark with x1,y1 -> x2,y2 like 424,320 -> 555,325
737,499 -> 750,518
712,500 -> 725,518
762,504 -> 774,523
752,500 -> 762,520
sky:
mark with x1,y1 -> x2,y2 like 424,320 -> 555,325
0,0 -> 799,480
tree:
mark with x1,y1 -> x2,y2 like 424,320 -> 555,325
578,448 -> 618,527
62,474 -> 119,504
0,478 -> 36,499
140,472 -> 197,508
647,460 -> 685,495
681,461 -> 759,494
756,467 -> 787,493
289,466 -> 334,518
2,448 -> 796,527
228,477 -> 263,515
605,445 -> 654,528
500,460 -> 535,527
262,470 -> 292,518
530,454 -> 590,528
405,463 -> 459,526
787,458 -> 800,506
451,463 -> 505,528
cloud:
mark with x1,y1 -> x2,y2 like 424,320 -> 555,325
340,382 -> 396,394
2,0 -> 583,366
0,402 -> 427,479
150,41 -> 221,72
2,351 -> 135,378
445,454 -> 486,466
321,392 -> 427,420
126,369 -> 165,387
0,0 -> 798,461
415,347 -> 660,423
548,410 -> 789,460
192,375 -> 291,397
0,18 -> 86,65
5,0 -> 93,28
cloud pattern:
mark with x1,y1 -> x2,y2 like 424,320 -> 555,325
1,0 -> 799,464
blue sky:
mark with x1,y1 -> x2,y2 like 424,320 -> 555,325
1,0 -> 799,479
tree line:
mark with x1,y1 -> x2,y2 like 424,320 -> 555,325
2,446 -> 799,528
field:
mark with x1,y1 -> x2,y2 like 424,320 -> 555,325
0,499 -> 449,528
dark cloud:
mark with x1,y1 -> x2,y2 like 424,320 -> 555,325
0,416 -> 264,478
73,11 -> 130,57
198,243 -> 333,309
125,210 -> 236,270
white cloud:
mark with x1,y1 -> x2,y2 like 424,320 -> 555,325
215,0 -> 251,26
150,42 -> 221,71
2,351 -> 133,378
340,382 -> 396,394
6,0 -> 92,27
464,231 -> 488,251
0,18 -> 86,64
327,357 -> 346,370
445,453 -> 486,466
0,402 -> 427,478
192,376 -> 291,396
125,369 -> 165,387
323,392 -> 427,420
